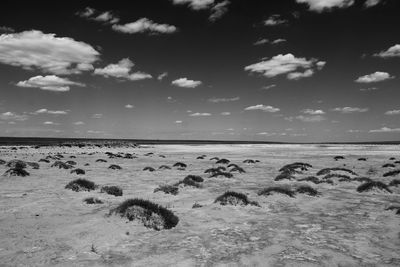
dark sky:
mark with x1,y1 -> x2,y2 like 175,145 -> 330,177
0,0 -> 399,142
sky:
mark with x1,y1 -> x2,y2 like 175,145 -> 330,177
0,0 -> 399,142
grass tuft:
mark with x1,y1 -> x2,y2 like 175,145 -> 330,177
216,159 -> 230,164
173,162 -> 187,168
215,191 -> 259,206
101,186 -> 123,196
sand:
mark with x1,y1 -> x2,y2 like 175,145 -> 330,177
0,144 -> 399,266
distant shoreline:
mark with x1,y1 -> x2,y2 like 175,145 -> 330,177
0,137 -> 399,146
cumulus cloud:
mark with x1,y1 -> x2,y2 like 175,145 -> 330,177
264,15 -> 287,26
33,109 -> 69,115
245,53 -> 325,80
302,109 -> 325,115
355,71 -> 394,83
77,7 -> 119,24
244,104 -> 280,113
157,72 -> 168,80
125,104 -> 134,109
369,127 -> 400,133
171,77 -> 202,88
0,111 -> 28,121
94,58 -> 152,81
0,30 -> 99,75
0,26 -> 14,33
220,112 -> 231,115
16,75 -> 85,92
172,0 -> 229,21
385,110 -> 400,115
208,96 -> 240,103
112,18 -> 177,34
373,44 -> 400,58
189,112 -> 211,117
332,107 -> 369,113
296,0 -> 355,12
364,0 -> 383,7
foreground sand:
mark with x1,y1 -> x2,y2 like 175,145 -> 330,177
0,144 -> 399,266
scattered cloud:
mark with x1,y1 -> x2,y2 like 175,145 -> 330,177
296,115 -> 326,122
271,38 -> 286,44
244,104 -> 280,113
171,0 -> 230,21
355,71 -> 394,83
94,58 -> 152,81
208,96 -> 240,103
0,30 -> 99,75
77,7 -> 119,24
167,96 -> 176,103
373,44 -> 400,58
33,109 -> 69,115
369,127 -> 400,133
175,120 -> 183,124
76,7 -> 96,18
296,0 -> 355,12
0,26 -> 14,33
171,0 -> 215,10
257,132 -> 276,136
125,104 -> 134,109
261,84 -> 276,90
43,121 -> 59,125
245,53 -> 325,80
364,0 -> 383,8
189,112 -> 211,117
16,75 -> 85,92
264,15 -> 287,26
253,38 -> 268,46
0,111 -> 28,121
385,110 -> 400,115
332,107 -> 369,113
157,72 -> 168,81
73,121 -> 85,125
92,114 -> 103,119
360,87 -> 378,91
209,1 -> 230,22
112,18 -> 177,34
171,77 -> 202,88
220,112 -> 231,115
302,109 -> 325,115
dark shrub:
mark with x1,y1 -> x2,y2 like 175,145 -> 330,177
192,203 -> 203,208
274,172 -> 295,181
110,198 -> 179,230
71,168 -> 85,175
216,166 -> 226,171
216,159 -> 230,164
230,166 -> 246,173
385,206 -> 400,215
3,168 -> 30,177
210,157 -> 219,161
173,162 -> 187,168
84,197 -> 103,204
70,155 -> 76,158
352,177 -> 373,183
358,158 -> 367,161
108,164 -> 122,170
38,159 -> 50,163
383,169 -> 400,177
51,161 -> 73,169
395,161 -> 400,164
258,187 -> 295,198
96,159 -> 107,163
210,172 -> 233,178
101,186 -> 123,196
7,160 -> 27,169
196,156 -> 205,159
215,191 -> 259,206
279,162 -> 312,172
389,157 -> 396,160
227,163 -> 240,168
154,185 -> 179,195
334,156 -> 345,160
389,179 -> 400,187
175,175 -> 204,188
296,185 -> 319,196
66,161 -> 77,165
316,168 -> 357,176
65,179 -> 97,192
143,167 -> 155,172
158,155 -> 166,158
243,159 -> 256,164
204,168 -> 220,175
158,165 -> 171,170
323,174 -> 351,181
357,181 -> 392,193
84,163 -> 90,166
184,175 -> 204,183
144,152 -> 154,156
382,163 -> 395,168
0,159 -> 6,165
27,162 -> 40,169
297,176 -> 320,184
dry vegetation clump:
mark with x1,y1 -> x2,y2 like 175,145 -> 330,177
192,203 -> 203,208
51,161 -> 73,169
274,171 -> 295,181
358,157 -> 367,161
258,186 -> 295,198
279,162 -> 312,173
216,159 -> 230,164
110,198 -> 179,230
382,163 -> 395,168
173,162 -> 187,168
6,160 -> 27,169
352,177 -> 373,183
323,173 -> 351,181
38,159 -> 50,163
296,185 -> 319,196
158,165 -> 171,170
3,167 -> 30,177
175,175 -> 204,188
210,157 -> 219,161
214,191 -> 259,207
108,164 -> 122,170
389,179 -> 400,187
243,159 -> 256,164
96,159 -> 107,163
297,176 -> 320,184
385,206 -> 400,215
65,178 -> 97,192
227,163 -> 240,168
334,156 -> 345,161
0,159 -> 6,165
209,171 -> 233,178
71,168 -> 85,175
26,162 -> 39,169
154,185 -> 179,195
84,197 -> 103,204
204,167 -> 221,175
383,169 -> 400,177
143,166 -> 155,172
316,167 -> 357,176
389,157 -> 396,160
101,186 -> 123,196
144,152 -> 154,156
395,161 -> 400,164
230,166 -> 246,173
196,156 -> 205,159
356,181 -> 392,193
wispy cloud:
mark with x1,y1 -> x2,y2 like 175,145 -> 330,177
244,104 -> 280,112
355,71 -> 394,83
373,44 -> 400,58
360,87 -> 378,91
207,96 -> 240,103
94,58 -> 152,81
77,7 -> 119,24
0,111 -> 28,121
369,127 -> 400,133
73,121 -> 85,125
189,112 -> 211,117
296,0 -> 355,12
364,0 -> 383,8
220,112 -> 231,115
302,109 -> 325,115
125,104 -> 134,109
264,15 -> 287,26
16,75 -> 85,92
171,0 -> 230,21
385,109 -> 400,115
171,77 -> 202,88
112,18 -> 177,34
157,72 -> 168,81
33,109 -> 69,115
209,1 -> 230,22
332,107 -> 369,113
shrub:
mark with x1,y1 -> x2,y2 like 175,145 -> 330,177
383,169 -> 400,177
216,159 -> 230,164
215,191 -> 259,206
334,156 -> 345,160
71,168 -> 85,175
66,161 -> 77,165
96,159 -> 107,163
101,186 -> 123,196
110,198 -> 179,230
70,155 -> 76,158
357,181 -> 392,193
158,165 -> 171,170
389,157 -> 396,160
395,161 -> 400,164
210,157 -> 219,161
108,164 -> 122,170
38,159 -> 50,163
173,162 -> 187,168
175,175 -> 204,188
296,185 -> 319,196
65,179 -> 97,192
0,159 -> 6,165
216,166 -> 226,171
204,168 -> 220,175
6,160 -> 27,169
279,162 -> 312,172
274,172 -> 295,181
243,159 -> 256,164
366,167 -> 378,176
143,167 -> 155,172
382,163 -> 395,168
358,157 -> 367,161
227,163 -> 240,168
230,166 -> 246,173
154,185 -> 179,195
389,179 -> 400,187
51,161 -> 73,169
196,156 -> 205,159
26,162 -> 39,169
3,168 -> 30,177
84,197 -> 103,204
297,176 -> 320,184
258,186 -> 295,198
210,172 -> 233,178
385,206 -> 400,215
192,203 -> 203,208
323,174 -> 351,181
352,177 -> 373,183
316,168 -> 357,176
144,152 -> 154,156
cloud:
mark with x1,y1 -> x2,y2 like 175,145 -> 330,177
16,75 -> 85,92
296,0 -> 354,12
157,72 -> 168,80
271,38 -> 286,44
332,107 -> 369,113
125,104 -> 134,109
355,71 -> 394,83
302,109 -> 325,115
43,121 -> 59,125
296,115 -> 326,122
171,77 -> 202,88
175,120 -> 183,124
374,44 -> 400,58
189,112 -> 211,117
171,0 -> 229,21
208,96 -> 240,103
264,15 -> 287,26
385,110 -> 400,115
364,0 -> 383,7
0,30 -> 99,75
261,84 -> 277,90
360,87 -> 378,91
172,0 -> 215,10
33,109 -> 69,115
253,38 -> 269,46
257,132 -> 276,136
77,7 -> 119,24
92,114 -> 103,119
0,111 -> 28,121
220,112 -> 231,115
94,58 -> 152,81
244,104 -> 280,113
76,7 -> 96,18
73,121 -> 85,125
112,18 -> 177,34
369,127 -> 400,133
209,1 -> 230,21
245,53 -> 325,80
0,26 -> 14,33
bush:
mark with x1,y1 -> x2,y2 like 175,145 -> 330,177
84,197 -> 103,204
243,159 -> 256,164
143,166 -> 155,172
395,161 -> 400,164
297,176 -> 320,184
71,168 -> 85,175
389,179 -> 400,187
3,168 -> 30,177
96,159 -> 107,163
65,179 -> 97,192
0,159 -> 6,165
108,164 -> 122,170
258,187 -> 295,198
173,162 -> 187,168
216,159 -> 230,164
210,157 -> 219,161
66,161 -> 77,165
352,177 -> 373,183
230,166 -> 246,173
279,162 -> 312,172
214,191 -> 259,206
158,165 -> 171,170
357,181 -> 392,193
389,157 -> 396,160
6,160 -> 27,169
383,169 -> 400,177
385,206 -> 400,215
51,161 -> 73,169
334,156 -> 345,160
196,156 -> 205,159
296,185 -> 319,196
205,167 -> 220,175
101,186 -> 123,196
316,168 -> 357,176
27,162 -> 40,169
274,171 -> 295,181
358,157 -> 367,161
38,159 -> 50,163
382,163 -> 395,168
323,174 -> 351,181
154,185 -> 179,195
227,163 -> 240,168
175,175 -> 204,188
110,198 -> 179,230
209,172 -> 233,178
192,203 -> 203,208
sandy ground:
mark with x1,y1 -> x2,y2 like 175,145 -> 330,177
0,144 -> 399,266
